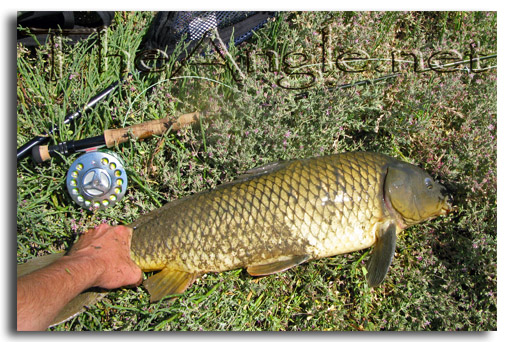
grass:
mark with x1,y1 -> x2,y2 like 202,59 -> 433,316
17,11 -> 497,331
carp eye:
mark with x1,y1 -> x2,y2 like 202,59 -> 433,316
424,178 -> 433,190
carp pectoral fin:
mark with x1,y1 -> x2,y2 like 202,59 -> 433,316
144,267 -> 197,302
366,222 -> 397,287
247,254 -> 310,276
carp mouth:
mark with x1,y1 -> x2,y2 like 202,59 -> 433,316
439,186 -> 454,215
440,195 -> 454,215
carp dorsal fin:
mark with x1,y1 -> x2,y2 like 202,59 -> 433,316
144,267 -> 197,302
223,160 -> 293,187
366,222 -> 397,287
247,254 -> 310,276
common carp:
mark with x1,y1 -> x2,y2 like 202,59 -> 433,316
17,151 -> 452,326
128,151 -> 452,301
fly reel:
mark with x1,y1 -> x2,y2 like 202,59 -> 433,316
66,151 -> 127,210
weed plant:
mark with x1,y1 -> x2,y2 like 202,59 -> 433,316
17,11 -> 496,331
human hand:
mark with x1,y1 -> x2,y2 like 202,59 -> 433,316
67,223 -> 142,289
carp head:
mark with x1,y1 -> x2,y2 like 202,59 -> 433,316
384,161 -> 453,227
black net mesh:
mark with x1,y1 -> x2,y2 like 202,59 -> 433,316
139,11 -> 275,57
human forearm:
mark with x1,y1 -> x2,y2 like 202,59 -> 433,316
17,254 -> 102,331
17,224 -> 142,331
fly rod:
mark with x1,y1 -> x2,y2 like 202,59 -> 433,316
32,112 -> 201,163
17,75 -> 131,162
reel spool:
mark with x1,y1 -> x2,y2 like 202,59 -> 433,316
66,151 -> 127,210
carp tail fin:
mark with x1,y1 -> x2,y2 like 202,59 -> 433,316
17,253 -> 106,328
17,252 -> 65,278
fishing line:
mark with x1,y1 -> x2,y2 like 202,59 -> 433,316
17,11 -> 274,163
122,75 -> 240,126
35,53 -> 497,163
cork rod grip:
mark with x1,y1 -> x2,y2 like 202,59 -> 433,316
103,112 -> 200,148
32,145 -> 51,163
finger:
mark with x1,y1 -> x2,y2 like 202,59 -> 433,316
94,223 -> 110,230
132,268 -> 143,286
81,224 -> 108,239
113,225 -> 134,248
